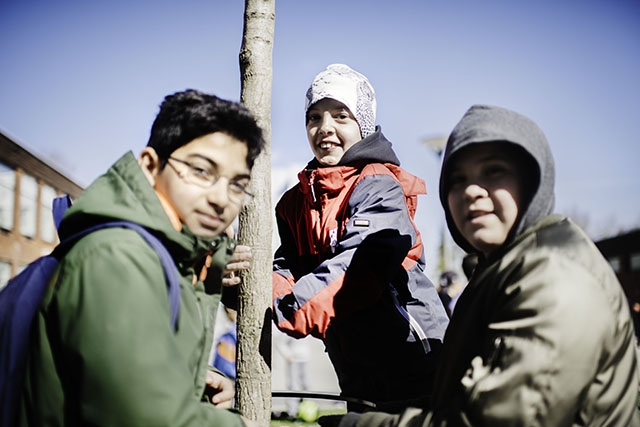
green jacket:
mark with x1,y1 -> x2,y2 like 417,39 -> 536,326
358,215 -> 640,426
18,152 -> 246,427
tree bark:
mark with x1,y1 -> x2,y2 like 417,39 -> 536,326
236,0 -> 275,425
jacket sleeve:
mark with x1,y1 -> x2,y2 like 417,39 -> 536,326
51,229 -> 246,427
353,251 -> 631,427
273,173 -> 416,338
273,212 -> 301,300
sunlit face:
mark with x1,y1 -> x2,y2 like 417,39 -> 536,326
446,143 -> 524,257
139,132 -> 250,238
306,98 -> 362,166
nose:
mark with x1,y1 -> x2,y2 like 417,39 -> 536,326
463,183 -> 488,201
319,113 -> 334,135
206,177 -> 231,211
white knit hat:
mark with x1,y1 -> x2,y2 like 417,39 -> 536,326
305,64 -> 377,138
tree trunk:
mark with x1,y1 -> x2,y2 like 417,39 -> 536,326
236,0 -> 275,425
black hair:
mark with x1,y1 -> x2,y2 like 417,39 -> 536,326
439,271 -> 459,289
147,89 -> 265,169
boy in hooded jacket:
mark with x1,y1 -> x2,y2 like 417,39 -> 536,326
17,90 -> 264,427
272,64 -> 449,412
325,104 -> 640,426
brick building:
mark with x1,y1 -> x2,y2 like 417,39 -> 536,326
0,131 -> 83,288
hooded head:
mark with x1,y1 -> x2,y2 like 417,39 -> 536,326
305,64 -> 377,138
439,104 -> 555,256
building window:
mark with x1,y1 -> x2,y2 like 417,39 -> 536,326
40,185 -> 57,242
631,252 -> 640,272
607,256 -> 621,273
19,173 -> 38,238
0,163 -> 15,231
0,260 -> 11,291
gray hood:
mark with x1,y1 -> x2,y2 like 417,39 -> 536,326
439,104 -> 555,254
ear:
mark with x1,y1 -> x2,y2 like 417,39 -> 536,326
138,147 -> 162,187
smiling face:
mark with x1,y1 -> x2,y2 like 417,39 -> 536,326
446,143 -> 524,257
139,132 -> 250,238
306,98 -> 362,166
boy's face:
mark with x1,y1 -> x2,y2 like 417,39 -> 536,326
446,142 -> 524,257
306,98 -> 362,166
140,132 -> 250,238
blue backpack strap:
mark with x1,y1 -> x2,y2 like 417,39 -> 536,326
52,195 -> 72,230
59,221 -> 181,330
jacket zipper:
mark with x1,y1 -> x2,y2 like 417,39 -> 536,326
389,285 -> 431,354
309,173 -> 317,203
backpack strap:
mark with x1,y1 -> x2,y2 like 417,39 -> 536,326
52,194 -> 73,230
53,197 -> 180,330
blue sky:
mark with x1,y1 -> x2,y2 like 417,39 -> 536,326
1,0 -> 639,269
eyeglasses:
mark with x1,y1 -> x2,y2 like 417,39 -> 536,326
167,157 -> 254,205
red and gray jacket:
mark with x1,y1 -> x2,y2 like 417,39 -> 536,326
272,128 -> 449,408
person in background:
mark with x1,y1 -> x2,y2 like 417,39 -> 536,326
273,64 -> 448,413
630,299 -> 640,343
18,90 -> 264,427
209,227 -> 251,380
322,104 -> 640,426
212,307 -> 238,380
436,271 -> 465,318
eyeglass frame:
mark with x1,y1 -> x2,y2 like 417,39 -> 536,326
166,156 -> 254,204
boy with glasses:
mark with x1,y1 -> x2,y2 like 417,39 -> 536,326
17,90 -> 264,427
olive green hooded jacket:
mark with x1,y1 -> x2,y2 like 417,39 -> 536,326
17,152 -> 245,426
352,105 -> 640,426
